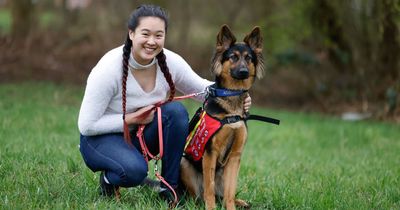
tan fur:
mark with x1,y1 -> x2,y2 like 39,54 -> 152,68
181,25 -> 264,210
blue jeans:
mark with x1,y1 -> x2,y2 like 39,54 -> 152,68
79,101 -> 188,188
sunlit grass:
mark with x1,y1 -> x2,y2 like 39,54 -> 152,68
0,82 -> 399,209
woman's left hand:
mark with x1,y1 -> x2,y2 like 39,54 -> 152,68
244,95 -> 252,113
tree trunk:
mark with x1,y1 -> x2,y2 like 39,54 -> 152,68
11,0 -> 35,39
309,0 -> 353,73
378,0 -> 400,82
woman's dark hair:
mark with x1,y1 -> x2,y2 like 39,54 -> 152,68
122,4 -> 176,141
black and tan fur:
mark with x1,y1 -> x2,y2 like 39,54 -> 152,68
180,25 -> 264,210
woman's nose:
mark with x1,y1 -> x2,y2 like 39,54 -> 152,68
147,36 -> 156,45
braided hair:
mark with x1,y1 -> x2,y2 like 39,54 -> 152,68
122,5 -> 176,142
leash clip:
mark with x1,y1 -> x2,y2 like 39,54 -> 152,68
154,160 -> 159,173
195,89 -> 207,97
204,86 -> 211,99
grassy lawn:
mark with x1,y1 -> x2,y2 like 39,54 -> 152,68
0,82 -> 399,209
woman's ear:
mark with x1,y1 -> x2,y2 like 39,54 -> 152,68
128,30 -> 135,40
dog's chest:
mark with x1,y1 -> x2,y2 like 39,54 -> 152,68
212,122 -> 246,166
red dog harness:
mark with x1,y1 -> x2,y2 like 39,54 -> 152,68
184,111 -> 221,161
184,110 -> 245,161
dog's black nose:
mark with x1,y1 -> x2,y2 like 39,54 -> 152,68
239,68 -> 249,77
231,68 -> 249,80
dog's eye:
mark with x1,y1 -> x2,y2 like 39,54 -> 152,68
229,54 -> 239,62
245,54 -> 253,62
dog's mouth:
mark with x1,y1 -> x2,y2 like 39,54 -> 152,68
231,68 -> 250,80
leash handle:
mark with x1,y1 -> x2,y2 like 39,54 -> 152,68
136,107 -> 163,161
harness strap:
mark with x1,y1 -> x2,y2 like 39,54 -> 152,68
246,114 -> 280,125
220,115 -> 243,124
219,114 -> 280,125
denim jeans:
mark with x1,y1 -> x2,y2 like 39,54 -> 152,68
79,101 -> 189,188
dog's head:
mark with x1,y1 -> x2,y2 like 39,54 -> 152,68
211,24 -> 264,90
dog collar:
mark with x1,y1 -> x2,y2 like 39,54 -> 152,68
207,86 -> 247,97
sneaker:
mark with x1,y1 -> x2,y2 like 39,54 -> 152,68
99,171 -> 119,197
159,187 -> 182,208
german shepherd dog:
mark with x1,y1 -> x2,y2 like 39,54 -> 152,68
180,25 -> 264,210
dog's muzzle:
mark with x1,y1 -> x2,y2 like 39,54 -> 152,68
231,67 -> 250,80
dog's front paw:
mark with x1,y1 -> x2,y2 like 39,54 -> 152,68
205,204 -> 216,210
235,199 -> 251,209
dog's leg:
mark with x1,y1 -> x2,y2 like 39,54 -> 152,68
180,157 -> 202,198
202,149 -> 218,210
223,127 -> 249,210
223,152 -> 241,210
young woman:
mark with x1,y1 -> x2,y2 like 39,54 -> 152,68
78,4 -> 251,204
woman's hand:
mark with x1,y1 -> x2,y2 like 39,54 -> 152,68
244,95 -> 252,113
125,105 -> 155,125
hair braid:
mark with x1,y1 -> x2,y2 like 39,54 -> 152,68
122,34 -> 132,143
156,50 -> 175,101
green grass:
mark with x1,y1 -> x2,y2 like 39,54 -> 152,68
0,82 -> 399,209
0,8 -> 11,34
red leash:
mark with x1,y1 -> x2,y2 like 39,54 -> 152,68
133,91 -> 205,208
136,107 -> 178,207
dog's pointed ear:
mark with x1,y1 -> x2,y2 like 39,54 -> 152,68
244,26 -> 264,79
244,26 -> 263,53
216,24 -> 236,52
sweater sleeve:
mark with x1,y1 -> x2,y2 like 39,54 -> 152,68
78,58 -> 124,136
165,49 -> 213,101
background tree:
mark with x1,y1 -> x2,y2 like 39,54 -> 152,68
10,0 -> 35,39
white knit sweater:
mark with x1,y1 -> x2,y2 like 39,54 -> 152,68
78,46 -> 212,136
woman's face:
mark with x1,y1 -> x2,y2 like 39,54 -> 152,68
129,16 -> 166,65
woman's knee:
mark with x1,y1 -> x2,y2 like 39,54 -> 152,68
162,101 -> 188,122
120,161 -> 148,187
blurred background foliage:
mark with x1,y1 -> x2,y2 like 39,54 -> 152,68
0,0 -> 399,120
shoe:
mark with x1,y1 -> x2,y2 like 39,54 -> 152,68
99,171 -> 119,197
159,187 -> 182,208
140,177 -> 160,190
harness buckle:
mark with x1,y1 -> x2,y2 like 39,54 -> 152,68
224,116 -> 241,124
226,117 -> 235,124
